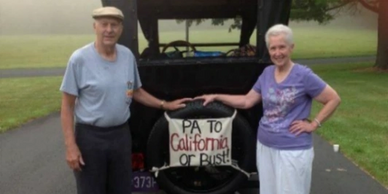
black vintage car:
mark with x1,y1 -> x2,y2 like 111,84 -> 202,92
100,0 -> 292,193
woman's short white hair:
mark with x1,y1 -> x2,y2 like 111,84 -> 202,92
265,24 -> 294,48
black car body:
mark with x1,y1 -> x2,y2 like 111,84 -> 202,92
100,0 -> 292,193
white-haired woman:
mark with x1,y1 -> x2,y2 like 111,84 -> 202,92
196,24 -> 341,194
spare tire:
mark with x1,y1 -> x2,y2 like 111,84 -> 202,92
146,100 -> 255,194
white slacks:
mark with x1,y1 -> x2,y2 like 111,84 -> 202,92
256,141 -> 314,194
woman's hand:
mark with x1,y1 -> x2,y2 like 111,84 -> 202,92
194,94 -> 217,106
289,120 -> 319,136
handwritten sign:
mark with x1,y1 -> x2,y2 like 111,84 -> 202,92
165,112 -> 235,167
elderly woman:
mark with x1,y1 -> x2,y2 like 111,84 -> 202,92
196,24 -> 341,194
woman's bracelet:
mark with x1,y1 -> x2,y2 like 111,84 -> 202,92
160,100 -> 166,110
314,118 -> 322,128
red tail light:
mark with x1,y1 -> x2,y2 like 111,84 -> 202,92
131,153 -> 145,170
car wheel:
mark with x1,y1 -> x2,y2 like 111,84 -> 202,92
146,100 -> 255,194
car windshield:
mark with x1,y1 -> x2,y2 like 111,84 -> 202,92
139,17 -> 258,61
103,0 -> 293,63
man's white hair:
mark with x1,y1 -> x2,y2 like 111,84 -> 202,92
265,24 -> 294,48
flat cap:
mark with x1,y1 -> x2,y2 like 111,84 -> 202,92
92,6 -> 124,21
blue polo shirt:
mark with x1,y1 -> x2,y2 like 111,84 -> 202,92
60,42 -> 142,127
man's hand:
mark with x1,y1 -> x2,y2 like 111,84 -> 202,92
194,94 -> 217,106
289,120 -> 318,136
66,143 -> 85,171
164,98 -> 192,111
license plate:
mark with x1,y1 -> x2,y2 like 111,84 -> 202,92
132,171 -> 159,192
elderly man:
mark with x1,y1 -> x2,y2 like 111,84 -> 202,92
60,6 -> 190,194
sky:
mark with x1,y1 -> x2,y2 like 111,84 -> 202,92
0,0 -> 378,35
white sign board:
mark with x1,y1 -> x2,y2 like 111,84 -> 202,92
165,112 -> 236,167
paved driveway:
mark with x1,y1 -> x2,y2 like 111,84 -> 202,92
0,112 -> 387,194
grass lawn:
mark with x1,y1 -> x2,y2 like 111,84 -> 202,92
0,76 -> 62,132
0,26 -> 377,69
0,35 -> 95,69
310,63 -> 388,188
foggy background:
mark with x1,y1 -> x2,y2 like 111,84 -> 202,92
0,0 -> 378,35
